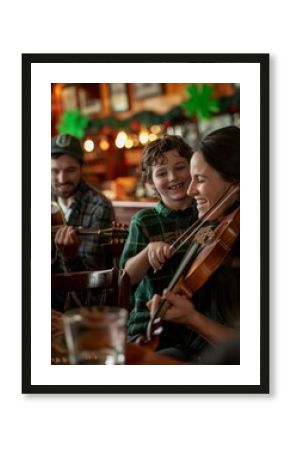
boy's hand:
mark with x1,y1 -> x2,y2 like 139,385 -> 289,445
147,242 -> 173,271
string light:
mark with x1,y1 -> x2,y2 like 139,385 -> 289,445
148,133 -> 157,142
99,138 -> 110,151
125,138 -> 134,149
115,131 -> 127,148
84,139 -> 95,152
139,130 -> 149,145
150,125 -> 161,134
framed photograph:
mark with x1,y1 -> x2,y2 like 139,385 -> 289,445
134,82 -> 163,100
22,53 -> 269,394
109,83 -> 130,112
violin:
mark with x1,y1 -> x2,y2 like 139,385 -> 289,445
142,187 -> 240,351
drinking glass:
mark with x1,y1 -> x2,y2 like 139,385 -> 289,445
63,306 -> 128,365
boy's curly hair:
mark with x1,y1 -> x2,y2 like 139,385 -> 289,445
141,135 -> 193,184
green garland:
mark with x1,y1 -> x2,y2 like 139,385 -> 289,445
89,106 -> 183,132
56,85 -> 240,137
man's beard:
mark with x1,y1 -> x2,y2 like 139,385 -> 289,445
53,183 -> 78,199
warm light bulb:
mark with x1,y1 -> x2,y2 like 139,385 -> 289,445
84,139 -> 95,152
115,131 -> 127,148
125,138 -> 134,149
99,139 -> 110,151
148,133 -> 157,142
150,125 -> 161,134
139,130 -> 149,145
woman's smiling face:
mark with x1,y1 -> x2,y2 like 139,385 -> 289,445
187,151 -> 233,219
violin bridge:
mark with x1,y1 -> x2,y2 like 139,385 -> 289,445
194,226 -> 215,245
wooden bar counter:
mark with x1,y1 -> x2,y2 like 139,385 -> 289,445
112,200 -> 156,225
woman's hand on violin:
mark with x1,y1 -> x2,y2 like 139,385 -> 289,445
147,242 -> 172,271
147,289 -> 196,327
148,290 -> 240,345
54,226 -> 81,261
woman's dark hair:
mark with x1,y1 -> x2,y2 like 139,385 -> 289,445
198,126 -> 240,182
141,135 -> 193,184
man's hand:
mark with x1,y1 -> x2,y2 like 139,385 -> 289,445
54,226 -> 81,261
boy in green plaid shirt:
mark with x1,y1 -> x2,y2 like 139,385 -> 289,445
120,136 -> 198,345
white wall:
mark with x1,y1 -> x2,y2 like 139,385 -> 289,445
0,2 -> 286,450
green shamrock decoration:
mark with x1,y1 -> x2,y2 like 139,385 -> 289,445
181,84 -> 219,121
57,110 -> 89,139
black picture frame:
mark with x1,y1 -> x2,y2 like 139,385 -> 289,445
22,53 -> 269,394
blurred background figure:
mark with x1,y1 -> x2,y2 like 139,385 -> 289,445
51,133 -> 115,311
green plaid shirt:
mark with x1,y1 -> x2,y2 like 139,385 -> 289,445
120,200 -> 198,340
52,180 -> 115,273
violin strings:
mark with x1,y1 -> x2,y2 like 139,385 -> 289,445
168,217 -> 201,249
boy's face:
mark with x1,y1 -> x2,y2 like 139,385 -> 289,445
151,149 -> 192,210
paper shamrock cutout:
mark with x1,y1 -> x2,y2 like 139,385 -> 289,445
57,110 -> 89,139
181,84 -> 219,121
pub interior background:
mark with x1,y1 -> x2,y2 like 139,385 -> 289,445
51,82 -> 241,366
51,83 -> 240,224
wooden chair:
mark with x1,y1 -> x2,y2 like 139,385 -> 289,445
51,268 -> 131,311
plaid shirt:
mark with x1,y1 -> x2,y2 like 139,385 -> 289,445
52,180 -> 115,273
120,200 -> 198,341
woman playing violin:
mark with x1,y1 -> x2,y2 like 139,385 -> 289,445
126,126 -> 240,363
